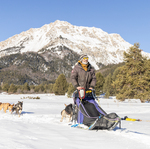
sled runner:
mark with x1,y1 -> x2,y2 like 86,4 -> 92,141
72,88 -> 121,130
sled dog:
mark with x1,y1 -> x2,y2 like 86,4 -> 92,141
0,103 -> 14,113
60,104 -> 73,122
11,101 -> 23,117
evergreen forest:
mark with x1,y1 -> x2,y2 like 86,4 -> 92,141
0,43 -> 149,102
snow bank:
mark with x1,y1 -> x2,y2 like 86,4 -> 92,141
124,99 -> 141,103
0,93 -> 150,149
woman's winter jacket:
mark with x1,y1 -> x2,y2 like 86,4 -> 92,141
71,62 -> 96,89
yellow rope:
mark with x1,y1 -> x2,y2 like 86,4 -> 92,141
125,118 -> 150,122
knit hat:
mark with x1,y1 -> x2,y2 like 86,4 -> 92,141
79,54 -> 88,61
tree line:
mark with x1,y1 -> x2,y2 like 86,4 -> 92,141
0,43 -> 149,102
97,43 -> 150,102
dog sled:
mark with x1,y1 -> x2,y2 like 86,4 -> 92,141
71,88 -> 121,130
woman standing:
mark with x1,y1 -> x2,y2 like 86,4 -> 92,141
71,54 -> 96,90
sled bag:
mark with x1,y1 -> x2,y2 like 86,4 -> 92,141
76,98 -> 120,130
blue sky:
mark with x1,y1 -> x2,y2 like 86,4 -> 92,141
0,0 -> 150,53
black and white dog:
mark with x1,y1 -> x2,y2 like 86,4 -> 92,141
60,103 -> 77,122
60,104 -> 73,122
11,101 -> 23,117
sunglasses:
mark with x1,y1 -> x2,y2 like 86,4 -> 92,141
83,57 -> 88,60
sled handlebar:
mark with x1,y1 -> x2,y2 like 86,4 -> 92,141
73,88 -> 99,100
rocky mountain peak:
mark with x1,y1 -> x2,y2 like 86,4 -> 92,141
0,20 -> 150,69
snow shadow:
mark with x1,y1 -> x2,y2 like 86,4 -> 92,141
127,130 -> 149,136
114,127 -> 148,136
21,111 -> 34,115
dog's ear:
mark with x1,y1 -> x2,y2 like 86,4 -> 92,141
64,104 -> 67,107
68,104 -> 72,107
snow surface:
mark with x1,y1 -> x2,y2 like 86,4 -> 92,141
0,93 -> 150,149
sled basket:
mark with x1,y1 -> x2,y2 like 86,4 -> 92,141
73,89 -> 121,130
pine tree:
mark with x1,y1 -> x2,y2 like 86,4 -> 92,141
112,43 -> 150,101
30,85 -> 35,90
8,83 -> 17,93
67,83 -> 75,98
44,84 -> 48,93
53,74 -> 68,95
112,67 -> 121,95
105,90 -> 110,98
23,82 -> 30,92
38,84 -> 45,92
103,73 -> 114,97
29,85 -> 35,93
34,85 -> 40,92
48,84 -> 54,93
2,83 -> 10,92
34,84 -> 44,93
95,72 -> 105,95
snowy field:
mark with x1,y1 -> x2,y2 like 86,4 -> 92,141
0,93 -> 150,149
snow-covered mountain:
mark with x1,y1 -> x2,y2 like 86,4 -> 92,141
0,20 -> 149,70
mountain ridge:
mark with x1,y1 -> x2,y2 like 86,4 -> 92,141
0,20 -> 150,85
0,20 -> 142,69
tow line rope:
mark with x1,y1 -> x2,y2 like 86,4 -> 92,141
121,116 -> 150,122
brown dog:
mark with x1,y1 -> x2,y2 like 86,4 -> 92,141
0,103 -> 14,113
60,104 -> 73,122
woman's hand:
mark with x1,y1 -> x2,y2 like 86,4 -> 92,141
77,86 -> 83,90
